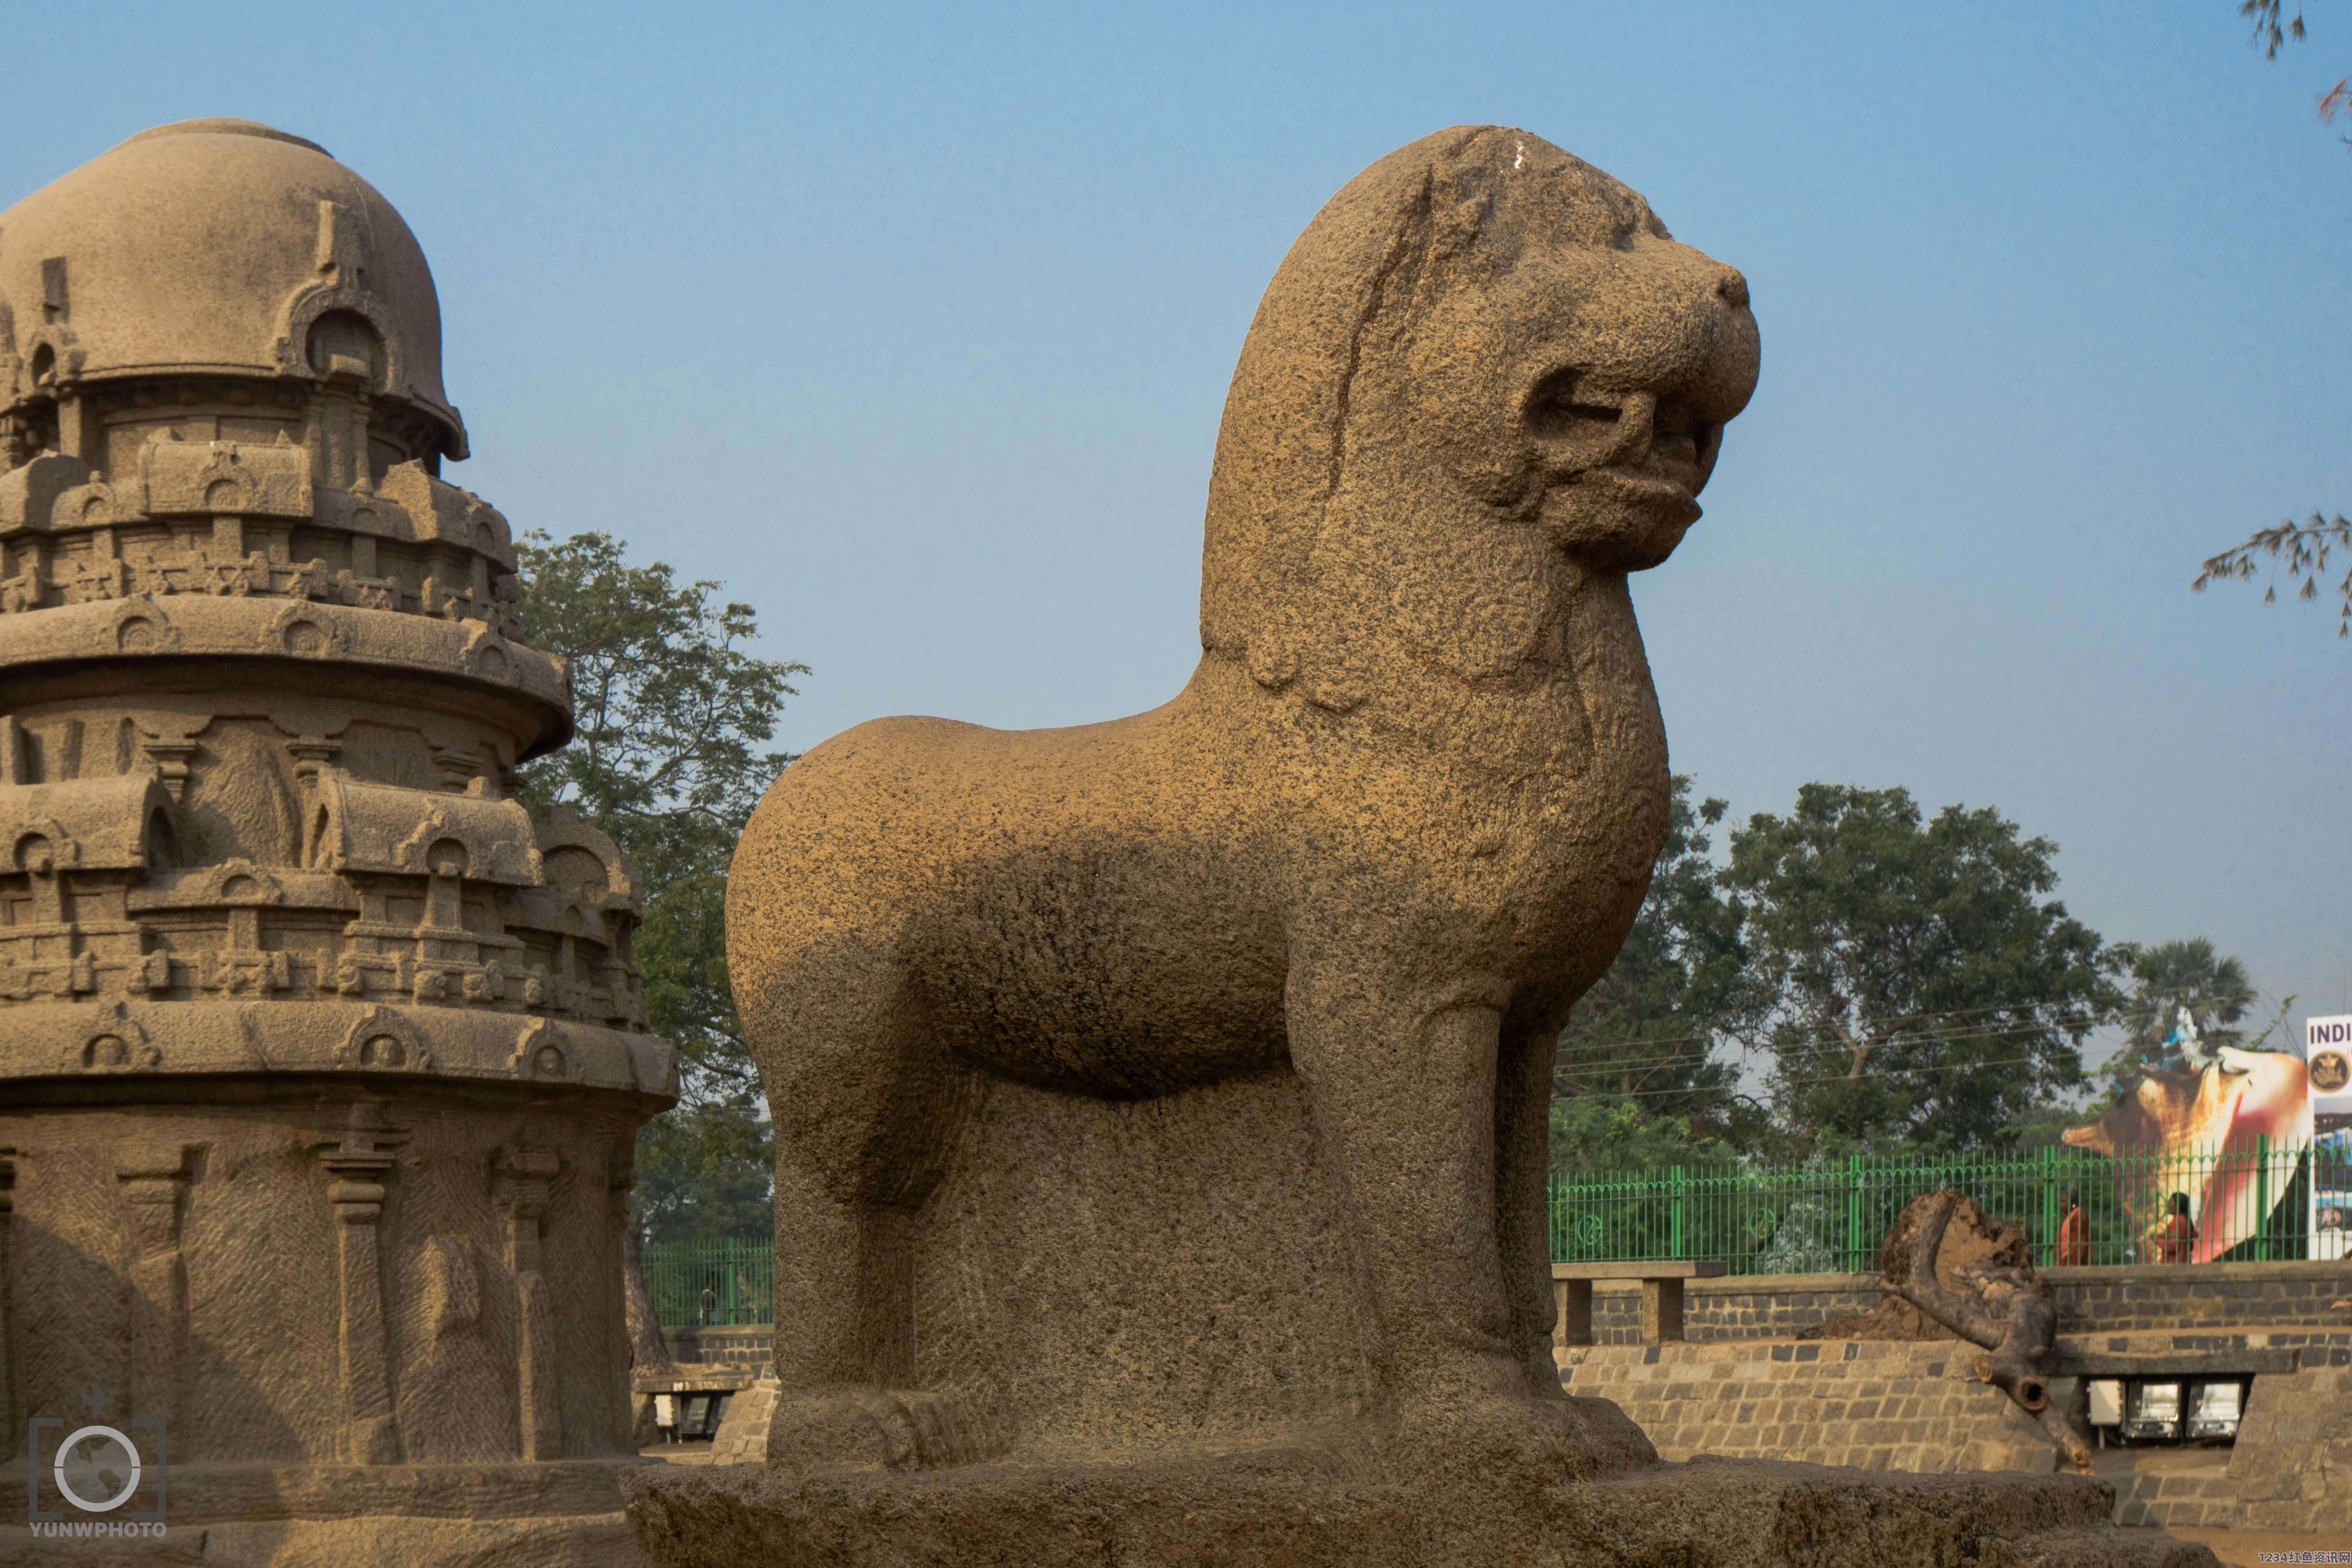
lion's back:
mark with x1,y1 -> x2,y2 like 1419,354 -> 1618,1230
725,708 -> 1192,1056
729,714 -> 985,974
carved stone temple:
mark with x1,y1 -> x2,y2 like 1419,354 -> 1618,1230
0,120 -> 676,1562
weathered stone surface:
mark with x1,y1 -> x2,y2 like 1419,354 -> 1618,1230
2215,1353 -> 2352,1531
0,119 -> 676,1562
0,117 -> 465,459
674,124 -> 2210,1565
625,1454 -> 2215,1567
709,1377 -> 780,1466
1803,1194 -> 2025,1344
727,121 -> 1755,1483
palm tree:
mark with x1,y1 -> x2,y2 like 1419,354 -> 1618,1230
2109,938 -> 2255,1082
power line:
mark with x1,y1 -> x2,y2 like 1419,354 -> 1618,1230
1556,990 -> 2123,1057
1553,1050 -> 2085,1105
1551,1009 -> 2109,1083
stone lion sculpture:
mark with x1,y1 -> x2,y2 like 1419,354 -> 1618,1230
728,125 -> 1760,1476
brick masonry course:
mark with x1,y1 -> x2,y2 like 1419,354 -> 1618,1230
1572,1260 -> 2352,1344
1563,1262 -> 2352,1535
1562,1339 -> 2058,1476
660,1324 -> 772,1367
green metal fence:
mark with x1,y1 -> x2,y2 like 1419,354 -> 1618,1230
641,1139 -> 2337,1324
1546,1139 -> 2329,1272
643,1237 -> 775,1326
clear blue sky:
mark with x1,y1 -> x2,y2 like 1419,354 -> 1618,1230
10,1 -> 2350,1042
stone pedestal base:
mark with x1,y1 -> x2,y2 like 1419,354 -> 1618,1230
623,1453 -> 2218,1568
0,1459 -> 649,1567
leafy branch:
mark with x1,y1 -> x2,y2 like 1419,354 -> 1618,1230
2193,513 -> 2352,636
2242,0 -> 2310,59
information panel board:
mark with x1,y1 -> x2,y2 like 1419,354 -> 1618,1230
2308,1015 -> 2352,1259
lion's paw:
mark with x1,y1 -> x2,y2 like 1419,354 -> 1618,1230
764,1385 -> 991,1473
898,1386 -> 991,1467
1394,1393 -> 1658,1489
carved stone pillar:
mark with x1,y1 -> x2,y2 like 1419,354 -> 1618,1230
116,1142 -> 194,1434
315,1103 -> 409,1464
0,1146 -> 16,1461
604,1138 -> 639,1446
496,1148 -> 564,1461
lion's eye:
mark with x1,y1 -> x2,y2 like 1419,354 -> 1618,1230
1525,371 -> 1622,439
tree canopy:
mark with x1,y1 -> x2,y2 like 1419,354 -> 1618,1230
512,529 -> 805,1243
1544,779 -> 2291,1168
1719,785 -> 2116,1156
2108,937 -> 2257,1082
1548,777 -> 1766,1169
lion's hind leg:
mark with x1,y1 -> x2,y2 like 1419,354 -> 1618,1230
760,984 -> 996,1472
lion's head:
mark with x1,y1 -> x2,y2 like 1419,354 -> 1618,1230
1200,127 -> 1760,704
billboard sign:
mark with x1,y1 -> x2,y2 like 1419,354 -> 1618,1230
2308,1015 -> 2352,1260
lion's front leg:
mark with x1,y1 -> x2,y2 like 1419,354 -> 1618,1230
1495,1018 -> 1569,1393
1286,964 -> 1521,1398
1285,958 -> 1655,1482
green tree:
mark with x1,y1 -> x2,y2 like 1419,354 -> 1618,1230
1723,785 -> 2116,1155
2106,937 -> 2257,1081
512,530 -> 806,1244
1549,776 -> 1767,1170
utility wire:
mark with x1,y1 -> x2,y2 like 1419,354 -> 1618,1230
1553,1050 -> 2092,1104
1551,1010 -> 2108,1083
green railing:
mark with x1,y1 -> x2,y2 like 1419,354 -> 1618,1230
641,1139 -> 2337,1325
1546,1139 -> 2331,1272
643,1237 -> 775,1326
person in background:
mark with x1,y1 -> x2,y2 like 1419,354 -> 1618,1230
2155,1192 -> 2197,1264
2057,1190 -> 2091,1266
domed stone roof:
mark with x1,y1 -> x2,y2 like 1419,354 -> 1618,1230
0,118 -> 466,456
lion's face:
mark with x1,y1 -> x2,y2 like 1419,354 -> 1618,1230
1198,128 -> 1765,713
1400,232 -> 1760,574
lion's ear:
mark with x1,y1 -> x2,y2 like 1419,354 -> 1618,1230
1387,524 -> 1564,682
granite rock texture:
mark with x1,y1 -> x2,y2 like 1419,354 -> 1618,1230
0,119 -> 675,1563
730,121 -> 1754,1480
693,124 -> 2212,1565
625,1455 -> 2215,1568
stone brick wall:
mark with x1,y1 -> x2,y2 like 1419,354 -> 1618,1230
708,1376 -> 780,1464
1582,1272 -> 1878,1344
2170,1347 -> 2352,1532
662,1324 -> 772,1367
1562,1340 -> 2058,1475
1575,1260 -> 2352,1344
1566,1258 -> 2352,1536
2045,1261 -> 2351,1335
